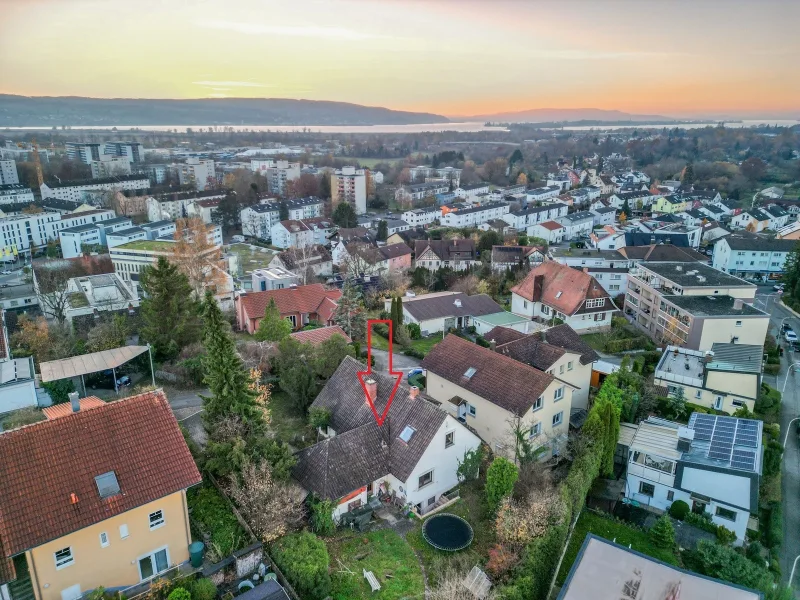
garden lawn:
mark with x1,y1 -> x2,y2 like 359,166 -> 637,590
270,390 -> 317,449
556,509 -> 680,585
369,331 -> 441,357
186,482 -> 250,562
327,529 -> 424,600
405,482 -> 495,587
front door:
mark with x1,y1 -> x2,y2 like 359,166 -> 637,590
139,548 -> 169,581
692,500 -> 707,515
61,585 -> 81,600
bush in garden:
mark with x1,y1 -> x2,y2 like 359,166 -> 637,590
716,524 -> 737,545
309,496 -> 336,536
166,589 -> 191,600
187,579 -> 217,600
486,457 -> 519,514
668,500 -> 690,520
649,515 -> 676,549
406,322 -> 422,339
271,532 -> 331,600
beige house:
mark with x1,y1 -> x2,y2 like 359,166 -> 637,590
0,391 -> 201,600
421,334 -> 577,456
654,343 -> 763,413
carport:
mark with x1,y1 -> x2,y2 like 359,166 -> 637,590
40,345 -> 155,396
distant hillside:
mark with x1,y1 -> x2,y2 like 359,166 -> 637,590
0,95 -> 449,127
459,107 -> 674,123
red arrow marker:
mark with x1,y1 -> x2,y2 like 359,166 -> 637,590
358,319 -> 404,427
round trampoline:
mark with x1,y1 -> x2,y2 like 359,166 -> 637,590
422,513 -> 474,551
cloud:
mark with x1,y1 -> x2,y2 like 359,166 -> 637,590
197,20 -> 390,41
193,81 -> 273,88
530,49 -> 686,60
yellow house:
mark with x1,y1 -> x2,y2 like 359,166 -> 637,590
0,391 -> 202,600
421,334 -> 578,456
653,343 -> 763,413
652,194 -> 688,214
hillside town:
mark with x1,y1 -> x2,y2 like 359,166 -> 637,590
0,124 -> 799,600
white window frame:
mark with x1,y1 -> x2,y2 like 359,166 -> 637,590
529,422 -> 542,438
99,532 -> 110,548
418,470 -> 434,490
567,361 -> 573,371
532,396 -> 543,411
149,510 -> 165,530
552,411 -> 563,427
445,431 -> 455,448
554,386 -> 565,401
54,546 -> 74,570
137,546 -> 171,582
119,524 -> 129,539
468,404 -> 476,417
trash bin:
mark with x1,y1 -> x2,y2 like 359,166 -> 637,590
189,541 -> 205,568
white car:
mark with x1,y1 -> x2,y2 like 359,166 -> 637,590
0,270 -> 10,275
785,331 -> 798,343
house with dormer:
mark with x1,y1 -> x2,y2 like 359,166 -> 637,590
0,391 -> 201,600
510,262 -> 615,332
414,239 -> 477,271
294,357 -> 481,518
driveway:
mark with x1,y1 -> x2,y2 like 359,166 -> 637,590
164,386 -> 208,447
756,293 -> 800,590
369,348 -> 423,372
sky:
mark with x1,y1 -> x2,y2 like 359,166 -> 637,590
1,0 -> 799,119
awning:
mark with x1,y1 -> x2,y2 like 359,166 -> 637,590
40,346 -> 149,382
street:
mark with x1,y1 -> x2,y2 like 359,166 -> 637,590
755,289 -> 800,592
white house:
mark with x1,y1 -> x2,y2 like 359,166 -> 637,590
549,248 -> 631,295
441,202 -> 509,228
295,356 -> 481,518
526,185 -> 561,204
41,175 -> 150,202
712,231 -> 797,281
503,203 -> 569,231
454,182 -> 490,201
590,207 -> 616,227
624,414 -> 762,543
528,221 -> 565,244
270,220 -> 315,249
385,291 -> 505,335
0,184 -> 35,205
556,211 -> 594,240
402,206 -> 440,228
511,261 -> 614,332
241,203 -> 280,239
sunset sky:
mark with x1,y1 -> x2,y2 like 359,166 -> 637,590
1,0 -> 798,118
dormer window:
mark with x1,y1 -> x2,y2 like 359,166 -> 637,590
463,367 -> 477,379
95,471 -> 120,499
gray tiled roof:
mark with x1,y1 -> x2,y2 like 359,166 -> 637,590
402,293 -> 503,321
707,342 -> 764,373
721,232 -> 797,252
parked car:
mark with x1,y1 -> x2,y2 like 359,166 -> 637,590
785,330 -> 798,343
231,235 -> 245,243
774,283 -> 785,292
116,375 -> 132,387
0,270 -> 10,275
782,323 -> 794,334
407,368 -> 424,379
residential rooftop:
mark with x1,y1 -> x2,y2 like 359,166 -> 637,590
637,261 -> 754,288
111,240 -> 175,252
662,294 -> 767,318
721,231 -> 797,252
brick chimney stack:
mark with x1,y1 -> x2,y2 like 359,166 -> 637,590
365,378 -> 378,402
410,386 -> 419,400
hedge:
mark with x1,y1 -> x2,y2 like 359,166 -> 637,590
271,532 -> 331,600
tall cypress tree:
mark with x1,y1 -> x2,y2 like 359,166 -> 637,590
139,256 -> 202,362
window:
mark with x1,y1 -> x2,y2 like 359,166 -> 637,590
552,411 -> 563,427
732,399 -> 745,408
541,305 -> 550,315
638,482 -> 655,497
667,491 -> 675,502
735,320 -> 742,327
138,548 -> 169,581
523,300 -> 528,309
100,532 -> 109,548
54,547 -> 74,569
532,396 -> 543,411
554,386 -> 564,401
287,315 -> 297,328
119,524 -> 129,539
445,431 -> 455,448
94,471 -> 120,499
530,422 -> 542,438
567,361 -> 574,371
559,364 -> 564,374
468,404 -> 476,417
695,390 -> 702,399
714,397 -> 723,410
149,510 -> 165,530
715,506 -> 737,522
418,470 -> 433,489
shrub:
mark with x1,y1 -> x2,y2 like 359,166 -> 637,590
476,335 -> 491,348
685,511 -> 717,534
373,323 -> 390,338
467,325 -> 476,334
649,515 -> 676,549
486,457 -> 519,513
187,579 -> 216,600
668,500 -> 690,520
766,503 -> 783,550
716,525 -> 737,545
403,348 -> 425,359
42,379 -> 76,404
485,543 -> 520,579
763,440 -> 783,477
271,532 -> 331,600
308,496 -> 336,536
763,363 -> 780,376
166,589 -> 191,600
746,541 -> 765,564
686,540 -> 773,594
408,374 -> 426,390
407,323 -> 422,339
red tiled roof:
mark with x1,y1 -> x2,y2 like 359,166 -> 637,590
0,390 -> 201,557
42,396 -> 106,420
539,220 -> 564,231
511,262 -> 609,316
290,326 -> 351,346
421,334 -> 556,415
240,284 -> 341,321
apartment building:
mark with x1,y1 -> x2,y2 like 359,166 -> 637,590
0,184 -> 34,205
408,166 -> 461,187
95,216 -> 135,244
90,155 -> 132,179
107,227 -> 149,249
241,203 -> 279,239
624,262 -> 766,350
624,413 -> 762,543
60,224 -> 104,258
146,190 -> 226,222
270,220 -> 315,249
526,185 -> 561,204
0,211 -> 62,254
454,182 -> 490,201
556,211 -> 594,240
395,182 -> 450,206
104,141 -> 145,162
654,343 -> 763,413
402,206 -> 440,228
331,166 -> 367,215
549,248 -> 632,295
0,159 -> 19,185
250,159 -> 301,196
441,202 -> 509,228
40,175 -> 150,202
65,142 -> 104,164
178,157 -> 215,191
503,203 -> 569,232
712,231 -> 797,281
140,220 -> 176,240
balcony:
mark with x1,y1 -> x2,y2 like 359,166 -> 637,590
628,462 -> 675,487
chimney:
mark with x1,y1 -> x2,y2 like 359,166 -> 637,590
704,350 -> 715,364
582,267 -> 589,273
677,426 -> 694,453
489,339 -> 496,351
410,386 -> 419,400
70,492 -> 79,505
733,298 -> 744,311
541,328 -> 547,343
365,378 -> 377,402
69,392 -> 80,413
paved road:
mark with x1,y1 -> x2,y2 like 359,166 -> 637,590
369,348 -> 423,373
755,292 -> 800,591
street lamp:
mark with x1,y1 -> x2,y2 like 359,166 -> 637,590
781,361 -> 800,396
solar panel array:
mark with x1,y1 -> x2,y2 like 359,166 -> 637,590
687,413 -> 761,472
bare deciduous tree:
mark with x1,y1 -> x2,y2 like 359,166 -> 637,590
171,217 -> 229,296
227,460 -> 304,543
429,566 -> 497,600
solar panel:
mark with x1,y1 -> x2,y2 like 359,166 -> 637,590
735,420 -> 760,448
731,448 -> 757,471
690,413 -> 715,441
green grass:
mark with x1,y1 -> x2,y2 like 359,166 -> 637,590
580,332 -> 609,352
369,331 -> 442,357
405,482 -> 495,587
186,482 -> 250,562
270,390 -> 317,448
556,510 -> 679,585
327,529 -> 425,600
115,240 -> 174,252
